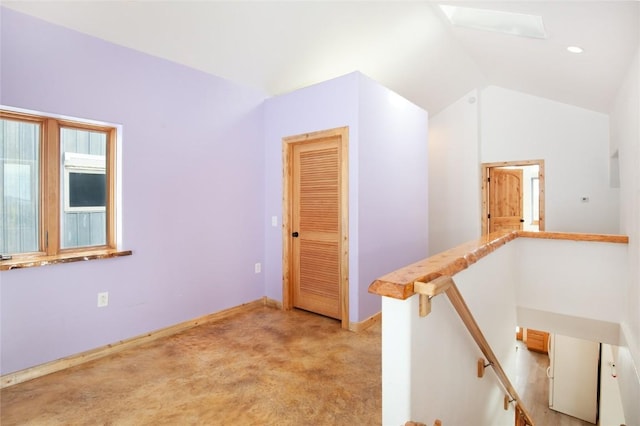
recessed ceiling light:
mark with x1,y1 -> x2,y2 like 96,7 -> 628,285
567,46 -> 584,54
439,5 -> 546,39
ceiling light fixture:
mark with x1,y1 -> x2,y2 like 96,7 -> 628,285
439,5 -> 547,39
567,46 -> 584,54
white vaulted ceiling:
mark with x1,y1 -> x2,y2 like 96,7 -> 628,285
2,1 -> 638,114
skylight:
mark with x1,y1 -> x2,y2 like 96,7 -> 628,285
439,5 -> 547,39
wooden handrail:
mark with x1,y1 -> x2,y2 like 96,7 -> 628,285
426,275 -> 535,426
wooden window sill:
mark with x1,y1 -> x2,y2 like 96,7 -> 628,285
0,249 -> 132,271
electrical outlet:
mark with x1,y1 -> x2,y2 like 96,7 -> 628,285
97,291 -> 109,307
254,263 -> 261,274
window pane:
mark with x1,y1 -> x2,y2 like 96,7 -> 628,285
60,128 -> 107,249
69,172 -> 106,208
0,118 -> 40,254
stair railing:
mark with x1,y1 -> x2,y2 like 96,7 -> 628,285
414,274 -> 534,426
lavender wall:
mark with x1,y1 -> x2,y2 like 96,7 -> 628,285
357,75 -> 428,321
263,73 -> 360,319
0,8 -> 266,374
263,72 -> 428,323
0,9 -> 429,374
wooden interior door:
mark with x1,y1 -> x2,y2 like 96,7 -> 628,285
290,135 -> 342,320
481,160 -> 544,236
489,168 -> 523,233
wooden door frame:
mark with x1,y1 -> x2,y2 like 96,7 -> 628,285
282,127 -> 349,329
481,159 -> 545,236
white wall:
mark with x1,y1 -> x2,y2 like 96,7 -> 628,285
609,38 -> 640,426
428,90 -> 480,254
428,85 -> 618,253
481,86 -> 618,234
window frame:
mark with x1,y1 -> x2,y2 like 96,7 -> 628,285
1,110 -> 117,262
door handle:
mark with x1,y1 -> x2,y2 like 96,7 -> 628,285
292,232 -> 299,238
520,219 -> 525,223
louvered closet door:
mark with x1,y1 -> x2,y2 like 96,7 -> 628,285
291,137 -> 341,320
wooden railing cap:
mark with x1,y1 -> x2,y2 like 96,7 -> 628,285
368,230 -> 628,300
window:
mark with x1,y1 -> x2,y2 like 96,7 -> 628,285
1,110 -> 118,261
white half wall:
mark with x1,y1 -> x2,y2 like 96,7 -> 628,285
515,238 -> 627,325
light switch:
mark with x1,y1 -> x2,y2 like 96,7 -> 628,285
271,216 -> 278,227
